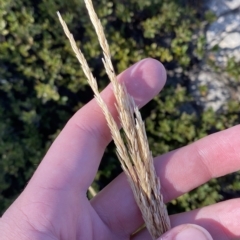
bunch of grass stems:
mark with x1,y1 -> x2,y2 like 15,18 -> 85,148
58,0 -> 171,238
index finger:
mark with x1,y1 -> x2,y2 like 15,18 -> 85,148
28,58 -> 166,192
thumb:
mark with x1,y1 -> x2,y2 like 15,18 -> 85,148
158,224 -> 213,240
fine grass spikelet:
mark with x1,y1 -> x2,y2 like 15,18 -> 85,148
57,0 -> 171,238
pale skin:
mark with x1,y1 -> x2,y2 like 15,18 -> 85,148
0,58 -> 240,240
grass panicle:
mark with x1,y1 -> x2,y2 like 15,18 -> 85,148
58,0 -> 171,238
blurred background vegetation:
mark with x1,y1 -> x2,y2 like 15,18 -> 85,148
0,0 -> 240,215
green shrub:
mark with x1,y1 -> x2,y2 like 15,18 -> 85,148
0,0 -> 239,216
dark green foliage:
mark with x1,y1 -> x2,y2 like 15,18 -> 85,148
0,0 -> 239,216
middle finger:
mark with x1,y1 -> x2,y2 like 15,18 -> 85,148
91,124 -> 240,236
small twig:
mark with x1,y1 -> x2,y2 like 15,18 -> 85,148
88,186 -> 97,198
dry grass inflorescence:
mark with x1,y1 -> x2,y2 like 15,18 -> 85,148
58,0 -> 171,238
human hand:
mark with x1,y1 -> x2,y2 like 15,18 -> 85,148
0,58 -> 239,240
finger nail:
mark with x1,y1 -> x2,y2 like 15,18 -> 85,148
160,224 -> 213,240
